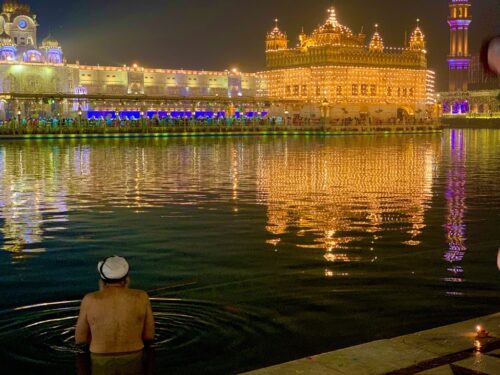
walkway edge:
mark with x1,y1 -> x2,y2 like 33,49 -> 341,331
242,312 -> 500,375
0,129 -> 443,140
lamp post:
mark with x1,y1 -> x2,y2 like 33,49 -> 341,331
284,110 -> 289,127
17,107 -> 21,124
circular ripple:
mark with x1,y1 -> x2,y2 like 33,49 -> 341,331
0,298 -> 284,370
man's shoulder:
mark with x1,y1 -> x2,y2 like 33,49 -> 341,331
128,289 -> 150,299
82,291 -> 101,301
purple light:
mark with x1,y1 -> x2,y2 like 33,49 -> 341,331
46,49 -> 63,64
443,100 -> 469,115
0,45 -> 16,61
23,50 -> 42,63
448,58 -> 470,70
448,19 -> 471,28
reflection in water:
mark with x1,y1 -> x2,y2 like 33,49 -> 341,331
0,144 -> 69,259
0,139 -> 249,259
0,132 -> 499,374
0,137 -> 443,265
256,137 -> 439,263
444,130 -> 467,286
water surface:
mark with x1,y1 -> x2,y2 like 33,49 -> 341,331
0,130 -> 499,374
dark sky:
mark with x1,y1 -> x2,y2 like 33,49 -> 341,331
30,0 -> 500,90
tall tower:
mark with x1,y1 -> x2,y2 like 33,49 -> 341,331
448,0 -> 472,92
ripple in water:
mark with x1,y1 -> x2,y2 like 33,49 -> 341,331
0,298 -> 283,370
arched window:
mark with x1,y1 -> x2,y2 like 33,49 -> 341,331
23,50 -> 42,63
0,46 -> 16,61
46,49 -> 62,64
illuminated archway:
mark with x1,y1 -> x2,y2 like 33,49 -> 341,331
397,106 -> 414,120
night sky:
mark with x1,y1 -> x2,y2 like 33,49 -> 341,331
30,0 -> 500,90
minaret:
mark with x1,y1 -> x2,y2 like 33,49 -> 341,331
448,0 -> 472,92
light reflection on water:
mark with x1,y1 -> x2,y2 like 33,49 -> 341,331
0,130 -> 499,373
0,136 -> 441,260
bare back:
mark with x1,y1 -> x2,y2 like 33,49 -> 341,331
76,287 -> 155,354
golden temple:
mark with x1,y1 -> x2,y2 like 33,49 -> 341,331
258,7 -> 436,121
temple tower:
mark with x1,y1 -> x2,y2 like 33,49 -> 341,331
448,0 -> 472,92
265,19 -> 288,52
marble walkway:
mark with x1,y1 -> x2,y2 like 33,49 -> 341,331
244,313 -> 500,375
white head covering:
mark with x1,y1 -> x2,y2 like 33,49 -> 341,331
97,256 -> 130,281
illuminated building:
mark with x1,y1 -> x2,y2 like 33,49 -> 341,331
447,0 -> 472,92
258,7 -> 436,120
440,0 -> 499,117
0,1 -> 256,119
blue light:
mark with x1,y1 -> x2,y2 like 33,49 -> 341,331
87,111 -> 233,120
448,58 -> 470,70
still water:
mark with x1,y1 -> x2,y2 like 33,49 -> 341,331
0,130 -> 499,374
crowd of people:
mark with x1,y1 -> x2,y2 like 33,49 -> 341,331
0,114 -> 438,134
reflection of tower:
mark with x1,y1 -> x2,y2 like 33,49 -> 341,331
444,130 -> 467,283
448,0 -> 472,92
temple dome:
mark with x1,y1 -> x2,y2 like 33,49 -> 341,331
267,19 -> 286,40
411,27 -> 424,41
409,19 -> 426,51
310,7 -> 354,45
369,24 -> 384,52
41,34 -> 60,49
266,19 -> 288,51
0,31 -> 14,46
306,7 -> 365,48
2,0 -> 30,15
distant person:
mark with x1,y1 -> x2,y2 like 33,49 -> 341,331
75,256 -> 155,375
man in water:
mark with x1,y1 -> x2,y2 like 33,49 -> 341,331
75,256 -> 155,374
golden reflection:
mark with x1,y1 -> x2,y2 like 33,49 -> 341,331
0,144 -> 69,260
0,138 -> 263,260
257,137 -> 439,263
443,130 -> 467,285
6,134 -> 495,270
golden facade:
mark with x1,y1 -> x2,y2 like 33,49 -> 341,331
259,8 -> 436,119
